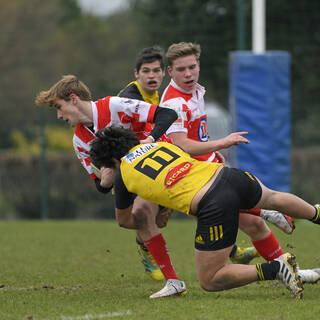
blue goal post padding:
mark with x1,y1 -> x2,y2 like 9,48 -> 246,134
229,51 -> 291,192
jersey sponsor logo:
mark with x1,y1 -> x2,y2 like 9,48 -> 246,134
195,234 -> 205,245
124,144 -> 158,163
120,98 -> 141,113
198,117 -> 208,141
164,161 -> 192,188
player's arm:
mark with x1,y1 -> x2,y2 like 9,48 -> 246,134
114,170 -> 138,229
73,136 -> 111,193
91,164 -> 119,193
168,131 -> 250,156
94,179 -> 113,193
144,106 -> 178,142
109,97 -> 177,142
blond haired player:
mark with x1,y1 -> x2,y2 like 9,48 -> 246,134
161,42 -> 294,263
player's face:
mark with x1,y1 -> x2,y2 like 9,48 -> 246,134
167,55 -> 200,92
54,98 -> 79,127
135,60 -> 164,95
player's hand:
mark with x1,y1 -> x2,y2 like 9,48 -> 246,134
223,131 -> 249,147
214,151 -> 225,164
156,207 -> 172,228
100,167 -> 117,188
140,136 -> 154,144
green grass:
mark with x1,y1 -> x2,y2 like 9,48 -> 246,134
1,219 -> 320,320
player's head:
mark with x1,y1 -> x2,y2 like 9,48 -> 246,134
166,42 -> 201,92
135,46 -> 165,72
90,127 -> 140,169
35,75 -> 91,107
134,46 -> 165,94
166,42 -> 201,67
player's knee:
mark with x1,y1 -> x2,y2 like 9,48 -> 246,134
198,272 -> 223,292
240,215 -> 269,236
131,206 -> 149,229
249,216 -> 267,231
199,279 -> 221,292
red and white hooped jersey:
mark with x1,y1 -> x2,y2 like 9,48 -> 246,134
161,80 -> 218,163
73,96 -> 169,179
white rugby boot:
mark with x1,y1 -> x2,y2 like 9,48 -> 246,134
260,210 -> 295,234
298,268 -> 320,283
149,279 -> 187,299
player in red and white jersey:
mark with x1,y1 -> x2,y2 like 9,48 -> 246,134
161,79 -> 219,163
73,95 -> 171,181
36,75 -> 176,189
161,42 -> 296,265
35,74 -> 199,297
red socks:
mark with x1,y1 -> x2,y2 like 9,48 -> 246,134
144,233 -> 178,280
240,208 -> 261,216
252,231 -> 283,261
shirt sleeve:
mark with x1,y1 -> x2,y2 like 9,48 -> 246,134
73,133 -> 96,180
114,170 -> 136,209
109,96 -> 157,124
148,106 -> 178,141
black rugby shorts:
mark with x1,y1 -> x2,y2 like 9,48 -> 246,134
194,167 -> 262,251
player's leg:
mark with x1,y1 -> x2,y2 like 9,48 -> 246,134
240,208 -> 295,234
135,234 -> 164,281
238,204 -> 320,283
133,197 -> 185,292
230,207 -> 295,264
254,181 -> 317,221
240,172 -> 320,284
192,168 -> 302,298
229,209 -> 294,264
195,248 -> 302,298
238,214 -> 284,261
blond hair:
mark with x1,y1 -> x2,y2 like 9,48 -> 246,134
35,75 -> 91,106
166,42 -> 201,66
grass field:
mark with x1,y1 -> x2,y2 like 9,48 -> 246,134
1,219 -> 320,320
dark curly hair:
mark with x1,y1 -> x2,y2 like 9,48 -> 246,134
90,126 -> 140,168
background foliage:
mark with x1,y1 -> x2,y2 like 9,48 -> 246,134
0,0 -> 319,218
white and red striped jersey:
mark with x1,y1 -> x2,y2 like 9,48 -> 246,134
73,96 -> 165,179
161,79 -> 218,163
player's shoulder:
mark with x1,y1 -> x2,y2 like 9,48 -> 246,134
74,124 -> 94,144
162,85 -> 189,104
118,82 -> 143,100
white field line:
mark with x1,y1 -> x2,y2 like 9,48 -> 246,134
26,310 -> 133,320
60,311 -> 132,320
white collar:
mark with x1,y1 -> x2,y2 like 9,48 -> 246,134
170,79 -> 205,95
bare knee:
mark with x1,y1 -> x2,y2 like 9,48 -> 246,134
239,215 -> 270,239
197,268 -> 228,292
131,205 -> 149,229
198,275 -> 226,292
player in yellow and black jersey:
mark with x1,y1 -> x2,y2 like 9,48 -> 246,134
118,46 -> 164,105
90,126 -> 320,300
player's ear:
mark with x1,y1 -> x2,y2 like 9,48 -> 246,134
69,93 -> 78,104
134,68 -> 139,79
